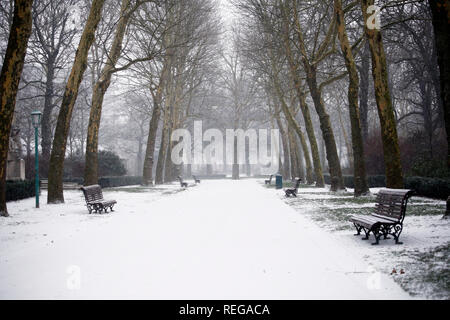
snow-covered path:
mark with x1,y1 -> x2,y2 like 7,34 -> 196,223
0,179 -> 410,299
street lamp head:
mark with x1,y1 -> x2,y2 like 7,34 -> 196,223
31,110 -> 42,128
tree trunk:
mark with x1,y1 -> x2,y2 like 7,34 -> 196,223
359,42 -> 370,143
288,127 -> 298,179
0,0 -> 33,217
84,0 -> 131,186
41,59 -> 55,163
155,110 -> 170,185
275,112 -> 291,180
428,0 -> 450,169
232,136 -> 239,180
335,0 -> 369,196
47,0 -> 105,203
305,64 -> 346,191
361,0 -> 403,188
273,80 -> 314,184
142,62 -> 170,185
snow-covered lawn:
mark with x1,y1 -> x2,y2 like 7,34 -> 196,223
281,185 -> 450,299
0,179 -> 444,299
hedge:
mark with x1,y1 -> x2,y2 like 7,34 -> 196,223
6,180 -> 35,202
98,176 -> 143,188
323,174 -> 450,200
405,176 -> 450,200
323,174 -> 385,188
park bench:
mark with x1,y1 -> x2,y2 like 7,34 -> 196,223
350,188 -> 414,245
265,175 -> 274,185
80,184 -> 117,214
285,178 -> 302,197
193,175 -> 201,184
178,176 -> 188,188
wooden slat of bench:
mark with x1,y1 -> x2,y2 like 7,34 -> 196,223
350,214 -> 396,226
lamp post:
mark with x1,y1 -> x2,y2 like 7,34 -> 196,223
31,111 -> 42,208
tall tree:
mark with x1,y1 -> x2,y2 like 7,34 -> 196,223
428,0 -> 450,169
0,0 -> 33,216
361,0 -> 403,188
30,0 -> 78,162
47,0 -> 105,203
279,1 -> 324,187
334,0 -> 369,196
84,0 -> 135,186
291,0 -> 346,191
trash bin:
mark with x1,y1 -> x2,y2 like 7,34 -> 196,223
275,174 -> 283,189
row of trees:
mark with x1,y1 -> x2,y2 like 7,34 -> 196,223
0,0 -> 220,215
231,0 -> 449,195
0,0 -> 449,216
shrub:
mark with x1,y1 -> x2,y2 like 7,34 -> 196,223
98,176 -> 142,188
6,180 -> 35,202
405,176 -> 450,200
323,174 -> 449,200
98,150 -> 126,177
323,174 -> 385,188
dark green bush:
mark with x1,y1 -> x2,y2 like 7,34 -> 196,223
6,180 -> 35,202
98,176 -> 142,188
98,150 -> 126,177
410,158 -> 450,178
323,174 -> 385,188
323,174 -> 449,199
405,176 -> 450,200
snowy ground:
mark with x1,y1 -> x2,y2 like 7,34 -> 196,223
280,184 -> 450,299
0,179 -> 445,299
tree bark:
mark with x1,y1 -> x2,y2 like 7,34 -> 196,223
428,0 -> 450,169
274,111 -> 291,180
232,135 -> 239,180
155,108 -> 170,185
47,0 -> 105,203
305,64 -> 346,191
41,59 -> 55,162
288,126 -> 298,179
142,60 -> 171,185
335,0 -> 369,196
359,42 -> 370,143
361,0 -> 403,188
84,0 -> 132,186
0,0 -> 33,217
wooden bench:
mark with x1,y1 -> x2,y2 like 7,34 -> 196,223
265,175 -> 274,185
193,175 -> 201,184
178,176 -> 188,188
80,185 -> 117,214
350,189 -> 414,245
285,178 -> 302,197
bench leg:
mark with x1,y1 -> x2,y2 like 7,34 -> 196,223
391,225 -> 403,245
353,223 -> 363,236
362,228 -> 371,240
382,225 -> 392,240
371,227 -> 382,245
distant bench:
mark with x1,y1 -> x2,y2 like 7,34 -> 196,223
285,178 -> 302,197
193,175 -> 201,184
178,176 -> 188,188
350,189 -> 414,245
265,174 -> 274,185
80,185 -> 117,214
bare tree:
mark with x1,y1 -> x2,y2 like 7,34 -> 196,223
47,0 -> 106,203
0,0 -> 33,216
